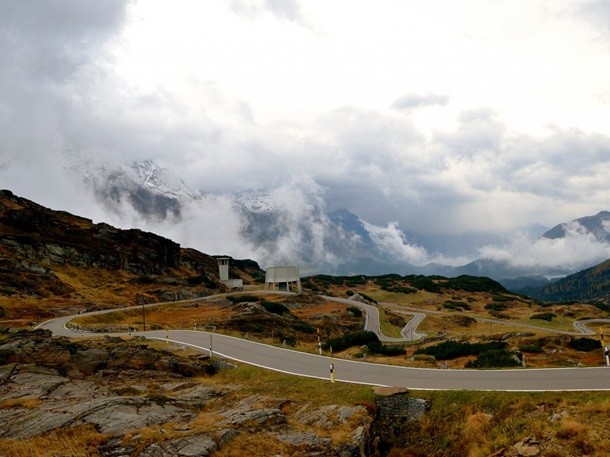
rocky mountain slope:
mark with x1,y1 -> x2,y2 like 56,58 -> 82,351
540,211 -> 610,243
63,153 -> 610,284
0,189 -> 262,324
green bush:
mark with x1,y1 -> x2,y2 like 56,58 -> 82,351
415,340 -> 508,360
445,276 -> 507,293
405,275 -> 442,293
569,337 -> 600,352
346,290 -> 355,296
346,276 -> 367,286
491,294 -> 512,302
323,330 -> 379,352
260,301 -> 290,316
367,341 -> 406,356
485,303 -> 508,311
452,315 -> 476,327
443,301 -> 471,311
186,275 -> 204,285
347,306 -> 363,317
530,312 -> 556,322
228,295 -> 261,303
293,320 -> 316,334
519,344 -> 543,353
134,275 -> 156,284
465,349 -> 521,368
359,293 -> 378,304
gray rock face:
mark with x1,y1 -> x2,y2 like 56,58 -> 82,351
0,331 -> 375,456
294,404 -> 367,429
375,395 -> 430,419
218,396 -> 286,427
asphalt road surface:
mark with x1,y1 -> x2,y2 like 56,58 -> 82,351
36,293 -> 610,391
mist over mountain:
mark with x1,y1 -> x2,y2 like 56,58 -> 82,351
540,211 -> 610,243
58,153 -> 610,285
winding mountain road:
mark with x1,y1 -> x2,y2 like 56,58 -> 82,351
36,293 -> 610,391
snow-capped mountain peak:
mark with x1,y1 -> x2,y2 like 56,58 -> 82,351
124,159 -> 202,201
232,191 -> 279,214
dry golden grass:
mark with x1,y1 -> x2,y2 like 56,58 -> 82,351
198,363 -> 374,408
292,300 -> 350,318
212,432 -> 289,457
0,425 -> 107,457
556,419 -> 588,439
0,398 -> 42,410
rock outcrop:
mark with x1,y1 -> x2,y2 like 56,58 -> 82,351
0,190 -> 263,318
0,330 -> 375,456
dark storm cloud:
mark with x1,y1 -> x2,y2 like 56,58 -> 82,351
0,0 -> 128,82
0,0 -> 130,207
391,93 -> 449,110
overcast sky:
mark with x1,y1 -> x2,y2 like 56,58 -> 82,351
1,0 -> 609,239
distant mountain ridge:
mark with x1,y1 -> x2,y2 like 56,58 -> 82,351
61,151 -> 610,283
540,211 -> 610,243
519,258 -> 610,305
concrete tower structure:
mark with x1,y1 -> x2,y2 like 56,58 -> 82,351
217,258 -> 230,282
217,258 -> 243,289
264,266 -> 302,292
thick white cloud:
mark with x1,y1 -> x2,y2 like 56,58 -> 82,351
478,223 -> 610,272
0,0 -> 609,273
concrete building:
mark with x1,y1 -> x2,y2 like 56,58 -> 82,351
217,258 -> 243,289
264,265 -> 302,292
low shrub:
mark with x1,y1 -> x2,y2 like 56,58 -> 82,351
519,344 -> 543,353
530,312 -> 556,322
485,303 -> 508,312
443,301 -> 471,311
293,320 -> 316,334
227,295 -> 261,303
367,341 -> 406,356
405,276 -> 442,293
489,311 -> 511,320
465,349 -> 521,368
415,340 -> 508,360
380,284 -> 417,294
260,301 -> 290,316
347,306 -> 363,317
569,337 -> 600,352
323,330 -> 379,352
359,293 -> 378,304
186,275 -> 204,285
452,315 -> 476,327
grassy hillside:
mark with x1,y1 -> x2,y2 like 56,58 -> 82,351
0,189 -> 263,326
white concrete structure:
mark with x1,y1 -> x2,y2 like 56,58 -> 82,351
217,258 -> 243,289
218,258 -> 230,281
264,266 -> 302,292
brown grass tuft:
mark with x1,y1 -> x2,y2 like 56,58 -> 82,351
0,425 -> 107,457
556,419 -> 587,440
